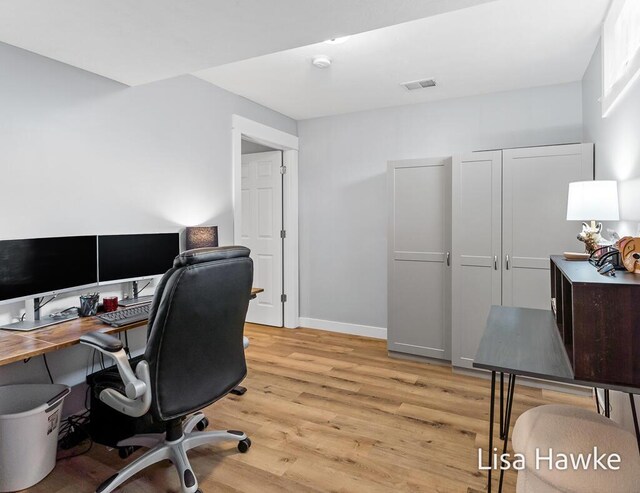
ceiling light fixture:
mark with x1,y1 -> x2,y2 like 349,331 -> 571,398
325,36 -> 351,45
312,55 -> 332,69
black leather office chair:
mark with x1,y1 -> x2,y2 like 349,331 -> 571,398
80,246 -> 253,493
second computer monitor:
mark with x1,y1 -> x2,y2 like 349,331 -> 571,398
98,233 -> 179,283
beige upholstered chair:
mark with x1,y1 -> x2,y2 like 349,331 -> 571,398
512,404 -> 640,493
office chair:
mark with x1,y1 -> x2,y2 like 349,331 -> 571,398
80,246 -> 253,493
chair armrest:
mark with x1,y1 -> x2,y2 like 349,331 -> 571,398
80,332 -> 123,352
80,331 -> 151,417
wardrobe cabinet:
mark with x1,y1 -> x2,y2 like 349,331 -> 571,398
451,144 -> 594,369
387,158 -> 452,360
451,151 -> 502,368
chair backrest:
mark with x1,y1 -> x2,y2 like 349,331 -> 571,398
144,246 -> 253,421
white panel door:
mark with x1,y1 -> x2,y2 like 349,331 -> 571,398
452,151 -> 502,369
387,158 -> 451,360
241,151 -> 283,327
502,144 -> 593,309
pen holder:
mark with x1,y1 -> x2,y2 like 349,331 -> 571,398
79,294 -> 99,317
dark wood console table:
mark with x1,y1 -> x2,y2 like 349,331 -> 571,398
550,255 -> 640,387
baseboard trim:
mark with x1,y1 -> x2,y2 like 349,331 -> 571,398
299,317 -> 387,340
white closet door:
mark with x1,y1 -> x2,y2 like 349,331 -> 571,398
451,151 -> 502,369
388,158 -> 451,360
502,144 -> 593,309
241,151 -> 284,327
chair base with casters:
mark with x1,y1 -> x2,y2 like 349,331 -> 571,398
97,413 -> 251,493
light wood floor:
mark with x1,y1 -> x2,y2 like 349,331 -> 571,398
34,324 -> 592,493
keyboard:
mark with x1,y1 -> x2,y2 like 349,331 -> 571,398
96,303 -> 151,327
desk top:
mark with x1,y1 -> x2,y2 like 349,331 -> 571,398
474,305 -> 640,393
0,287 -> 264,367
473,306 -> 574,381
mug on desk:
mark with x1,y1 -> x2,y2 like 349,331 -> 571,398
103,296 -> 119,312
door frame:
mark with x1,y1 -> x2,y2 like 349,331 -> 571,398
232,115 -> 299,329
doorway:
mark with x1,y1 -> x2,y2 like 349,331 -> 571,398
232,115 -> 299,329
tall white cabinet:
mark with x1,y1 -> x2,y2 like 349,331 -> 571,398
451,151 -> 502,368
387,158 -> 452,360
451,143 -> 594,369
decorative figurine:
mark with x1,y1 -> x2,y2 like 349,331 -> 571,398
577,222 -> 603,254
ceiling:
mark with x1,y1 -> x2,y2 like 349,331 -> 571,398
196,0 -> 610,120
0,0 -> 496,86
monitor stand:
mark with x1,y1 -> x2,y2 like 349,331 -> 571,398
119,280 -> 153,307
1,312 -> 79,332
118,295 -> 154,307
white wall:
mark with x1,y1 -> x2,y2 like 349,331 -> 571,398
582,40 -> 640,432
0,41 -> 296,408
583,40 -> 640,233
298,82 -> 584,334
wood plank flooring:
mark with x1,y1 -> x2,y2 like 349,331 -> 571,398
34,324 -> 592,493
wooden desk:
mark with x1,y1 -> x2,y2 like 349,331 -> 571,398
0,287 -> 264,367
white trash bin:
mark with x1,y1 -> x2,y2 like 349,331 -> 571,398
0,384 -> 70,492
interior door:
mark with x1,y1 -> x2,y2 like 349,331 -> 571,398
451,151 -> 502,368
241,151 -> 284,327
502,144 -> 593,309
387,158 -> 451,360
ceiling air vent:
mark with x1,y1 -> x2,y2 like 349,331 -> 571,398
401,78 -> 436,91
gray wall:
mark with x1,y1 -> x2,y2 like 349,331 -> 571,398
582,40 -> 640,432
0,41 -> 296,405
298,82 -> 584,330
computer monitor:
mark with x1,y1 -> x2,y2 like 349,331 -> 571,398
0,236 -> 98,304
98,233 -> 179,284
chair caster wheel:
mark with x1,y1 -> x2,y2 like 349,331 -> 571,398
118,446 -> 135,459
237,437 -> 251,453
196,417 -> 209,431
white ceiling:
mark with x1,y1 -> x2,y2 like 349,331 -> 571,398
0,0 -> 496,86
196,0 -> 610,120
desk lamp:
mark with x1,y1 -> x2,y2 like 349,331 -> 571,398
566,181 -> 619,253
186,226 -> 219,250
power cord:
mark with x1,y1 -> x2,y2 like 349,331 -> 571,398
42,354 -> 54,384
57,409 -> 93,459
36,295 -> 57,311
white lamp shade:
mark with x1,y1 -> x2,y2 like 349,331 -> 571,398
566,180 -> 620,221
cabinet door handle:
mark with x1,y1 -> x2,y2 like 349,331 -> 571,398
494,255 -> 498,270
505,254 -> 510,270
446,252 -> 450,267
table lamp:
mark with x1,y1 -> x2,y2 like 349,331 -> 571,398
566,180 -> 619,253
186,226 -> 219,250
